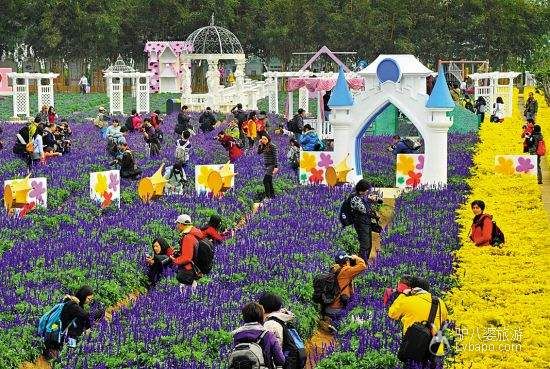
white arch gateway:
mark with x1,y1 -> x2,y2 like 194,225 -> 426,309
329,55 -> 455,186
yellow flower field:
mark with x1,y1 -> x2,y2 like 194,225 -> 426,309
447,97 -> 550,369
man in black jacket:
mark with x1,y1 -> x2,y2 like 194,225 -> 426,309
199,107 -> 217,133
231,103 -> 248,147
347,179 -> 380,261
258,134 -> 279,198
288,108 -> 305,141
118,143 -> 142,179
175,105 -> 192,135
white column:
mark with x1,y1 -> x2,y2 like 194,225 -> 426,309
317,91 -> 323,129
267,76 -> 277,113
235,56 -> 247,104
180,56 -> 192,99
424,110 -> 453,185
109,76 -> 124,114
298,86 -> 309,114
38,77 -> 55,110
287,90 -> 294,119
136,75 -> 150,113
206,58 -> 220,109
11,75 -> 30,118
330,106 -> 357,180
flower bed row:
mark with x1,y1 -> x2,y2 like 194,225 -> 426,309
314,133 -> 478,368
447,106 -> 550,368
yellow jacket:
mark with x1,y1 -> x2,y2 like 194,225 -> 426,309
388,290 -> 448,335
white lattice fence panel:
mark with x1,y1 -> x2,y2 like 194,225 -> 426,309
110,83 -> 123,114
14,85 -> 29,117
495,86 -> 513,117
137,84 -> 150,113
298,87 -> 309,114
38,85 -> 54,109
268,81 -> 278,114
475,86 -> 493,115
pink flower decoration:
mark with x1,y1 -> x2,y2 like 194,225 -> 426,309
317,153 -> 333,168
29,180 -> 46,204
109,172 -> 120,192
416,155 -> 425,170
516,157 -> 534,173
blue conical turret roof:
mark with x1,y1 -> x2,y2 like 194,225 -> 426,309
328,66 -> 354,107
426,65 -> 455,109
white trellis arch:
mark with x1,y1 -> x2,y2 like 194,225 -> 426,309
7,72 -> 59,118
104,56 -> 151,114
329,55 -> 455,186
469,71 -> 519,118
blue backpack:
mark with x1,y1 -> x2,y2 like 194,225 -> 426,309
38,302 -> 75,343
267,316 -> 306,369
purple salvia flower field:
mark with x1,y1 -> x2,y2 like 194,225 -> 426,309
0,113 -> 476,368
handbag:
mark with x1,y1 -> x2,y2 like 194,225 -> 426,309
397,297 -> 439,362
17,134 -> 33,153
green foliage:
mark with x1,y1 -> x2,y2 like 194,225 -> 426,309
0,326 -> 42,369
47,187 -> 71,209
315,350 -> 399,369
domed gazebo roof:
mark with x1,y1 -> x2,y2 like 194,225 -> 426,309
186,15 -> 244,55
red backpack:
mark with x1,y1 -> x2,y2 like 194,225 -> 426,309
536,139 -> 546,156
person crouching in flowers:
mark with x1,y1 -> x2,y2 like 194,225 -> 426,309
41,286 -> 103,361
216,130 -> 244,163
469,200 -> 493,246
170,214 -> 206,294
145,238 -> 174,289
387,276 -> 449,365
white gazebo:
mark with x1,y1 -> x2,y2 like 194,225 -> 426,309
181,16 -> 267,112
7,72 -> 59,118
469,71 -> 520,117
103,56 -> 152,114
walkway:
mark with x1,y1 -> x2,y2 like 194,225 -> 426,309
305,191 -> 397,368
519,94 -> 550,216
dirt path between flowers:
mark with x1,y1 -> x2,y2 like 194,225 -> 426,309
305,196 -> 396,368
518,94 -> 550,216
19,202 -> 263,369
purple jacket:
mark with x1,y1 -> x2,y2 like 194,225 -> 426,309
232,322 -> 285,368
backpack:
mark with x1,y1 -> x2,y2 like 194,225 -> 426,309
339,194 -> 355,227
478,215 -> 505,246
490,221 -> 505,246
228,330 -> 268,369
175,139 -> 190,163
536,139 -> 546,156
266,317 -> 306,369
398,297 -> 439,362
155,128 -> 164,143
37,302 -> 75,344
287,116 -> 299,133
124,116 -> 133,131
193,238 -> 214,275
312,271 -> 342,305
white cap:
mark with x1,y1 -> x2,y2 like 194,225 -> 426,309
175,214 -> 192,225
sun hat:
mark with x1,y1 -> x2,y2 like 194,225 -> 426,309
175,214 -> 193,233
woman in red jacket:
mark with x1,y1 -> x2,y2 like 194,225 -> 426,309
202,214 -> 229,243
469,200 -> 493,246
216,130 -> 243,162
